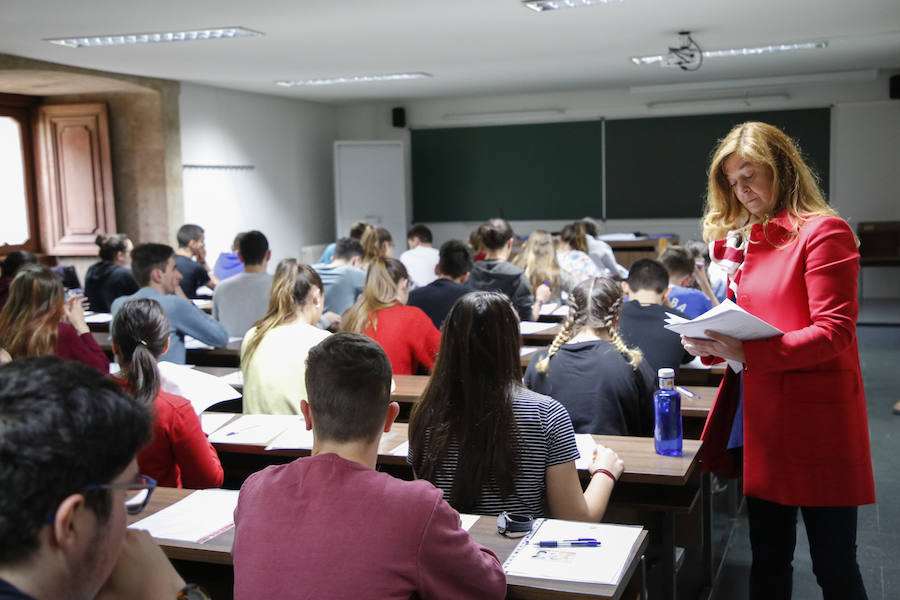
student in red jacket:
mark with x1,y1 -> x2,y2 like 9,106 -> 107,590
0,264 -> 108,373
342,257 -> 440,375
111,297 -> 223,489
683,122 -> 874,599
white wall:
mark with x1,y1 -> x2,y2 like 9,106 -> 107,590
336,72 -> 900,296
179,83 -> 337,268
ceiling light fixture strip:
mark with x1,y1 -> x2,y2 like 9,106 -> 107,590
46,27 -> 261,48
632,41 -> 827,65
523,0 -> 624,12
275,72 -> 432,87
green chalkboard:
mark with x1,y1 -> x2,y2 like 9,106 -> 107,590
604,108 -> 831,219
411,120 -> 604,222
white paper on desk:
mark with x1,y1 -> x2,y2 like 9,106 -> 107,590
459,513 -> 479,532
183,335 -> 242,351
597,232 -> 641,242
217,370 -> 244,387
519,321 -> 557,335
157,361 -> 242,415
574,434 -> 598,470
129,489 -> 239,544
200,413 -> 234,435
503,519 -> 643,585
264,418 -> 314,450
664,299 -> 783,372
84,311 -> 113,323
539,302 -> 559,316
208,414 -> 300,445
390,440 -> 410,457
520,346 -> 539,357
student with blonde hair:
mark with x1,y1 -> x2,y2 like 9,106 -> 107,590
342,257 -> 440,375
556,222 -> 600,284
241,259 -> 330,414
0,264 -> 108,373
359,225 -> 394,270
111,298 -> 223,489
524,277 -> 655,436
511,230 -> 572,300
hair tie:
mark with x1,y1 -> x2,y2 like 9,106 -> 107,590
138,340 -> 148,347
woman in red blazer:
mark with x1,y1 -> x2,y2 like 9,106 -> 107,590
683,122 -> 874,600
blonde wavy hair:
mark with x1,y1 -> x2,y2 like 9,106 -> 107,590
536,277 -> 641,375
512,230 -> 561,294
703,121 -> 837,243
360,225 -> 393,267
341,257 -> 408,334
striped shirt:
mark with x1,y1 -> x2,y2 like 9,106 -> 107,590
410,386 -> 579,517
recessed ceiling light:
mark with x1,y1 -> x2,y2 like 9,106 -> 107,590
631,41 -> 827,65
45,27 -> 261,48
523,0 -> 624,11
275,73 -> 433,87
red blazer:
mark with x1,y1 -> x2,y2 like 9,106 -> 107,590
363,304 -> 441,375
700,213 -> 875,507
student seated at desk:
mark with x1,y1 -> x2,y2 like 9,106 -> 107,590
111,298 -> 223,489
0,265 -> 108,373
212,230 -> 274,337
556,222 -> 601,285
232,333 -> 506,599
112,243 -> 229,365
659,245 -> 717,318
174,223 -> 217,298
313,237 -> 366,320
317,219 -> 368,266
468,218 -> 550,321
342,258 -> 440,375
617,259 -> 693,373
84,233 -> 139,313
0,357 -> 189,600
212,231 -> 246,282
408,239 -> 474,329
359,224 -> 394,271
511,230 -> 573,302
241,260 -> 330,414
524,277 -> 655,436
409,292 -> 624,520
0,250 -> 37,311
400,223 -> 440,289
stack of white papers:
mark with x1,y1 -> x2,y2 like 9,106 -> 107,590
217,370 -> 244,387
519,321 -> 557,335
200,413 -> 234,435
663,299 -> 782,372
84,312 -> 113,324
157,361 -> 242,414
207,414 -> 301,445
129,489 -> 239,544
503,519 -> 643,585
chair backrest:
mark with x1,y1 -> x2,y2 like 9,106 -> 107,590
51,265 -> 82,290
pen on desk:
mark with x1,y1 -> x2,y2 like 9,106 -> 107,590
675,386 -> 700,400
537,538 -> 601,548
226,424 -> 262,437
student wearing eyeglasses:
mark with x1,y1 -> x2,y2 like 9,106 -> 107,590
0,357 -> 191,600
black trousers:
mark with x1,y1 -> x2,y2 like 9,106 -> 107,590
746,496 -> 867,600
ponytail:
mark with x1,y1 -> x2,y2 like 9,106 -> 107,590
111,299 -> 169,408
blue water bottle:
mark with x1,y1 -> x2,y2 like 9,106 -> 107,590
654,368 -> 682,456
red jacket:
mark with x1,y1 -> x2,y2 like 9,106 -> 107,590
363,304 -> 441,375
700,213 -> 875,507
57,322 -> 109,373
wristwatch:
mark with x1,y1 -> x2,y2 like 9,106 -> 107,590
496,511 -> 534,537
177,584 -> 211,600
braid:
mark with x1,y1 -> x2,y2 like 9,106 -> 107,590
605,295 -> 643,369
535,309 -> 577,375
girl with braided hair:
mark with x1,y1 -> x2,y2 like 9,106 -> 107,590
524,277 -> 655,436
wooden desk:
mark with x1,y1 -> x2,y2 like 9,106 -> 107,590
93,332 -> 242,368
606,235 -> 677,271
521,324 -> 560,346
131,487 -> 649,599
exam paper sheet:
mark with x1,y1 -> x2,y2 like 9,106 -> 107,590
574,434 -> 598,470
129,489 -> 239,544
264,419 -> 314,450
459,513 -> 479,531
158,362 -> 242,415
200,413 -> 234,435
519,321 -> 557,335
207,414 -> 301,445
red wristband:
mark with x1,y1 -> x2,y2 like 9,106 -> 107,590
590,468 -> 617,483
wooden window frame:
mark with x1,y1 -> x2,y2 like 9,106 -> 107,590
0,93 -> 41,254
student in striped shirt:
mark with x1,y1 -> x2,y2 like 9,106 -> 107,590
409,291 -> 624,519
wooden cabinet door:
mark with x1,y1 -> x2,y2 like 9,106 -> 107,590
36,103 -> 116,255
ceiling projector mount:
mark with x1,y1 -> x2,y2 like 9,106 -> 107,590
662,31 -> 703,71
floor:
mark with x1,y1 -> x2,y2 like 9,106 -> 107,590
709,299 -> 900,600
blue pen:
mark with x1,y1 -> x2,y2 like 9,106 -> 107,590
537,538 -> 601,548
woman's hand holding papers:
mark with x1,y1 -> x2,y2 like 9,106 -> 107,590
590,444 -> 625,481
681,330 -> 745,365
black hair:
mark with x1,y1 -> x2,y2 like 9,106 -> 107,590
305,333 -> 393,443
238,230 -> 269,266
0,357 -> 151,564
349,221 -> 368,240
95,234 -> 130,261
478,218 -> 514,250
112,299 -> 169,408
130,243 -> 174,287
407,224 -> 433,244
0,251 -> 37,279
560,223 -> 588,253
231,231 -> 247,251
334,237 -> 364,261
626,258 -> 669,294
176,224 -> 204,248
659,246 -> 695,279
438,240 -> 473,279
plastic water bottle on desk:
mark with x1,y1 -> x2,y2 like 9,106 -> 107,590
654,368 -> 682,456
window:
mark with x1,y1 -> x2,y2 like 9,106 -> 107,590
0,96 -> 39,253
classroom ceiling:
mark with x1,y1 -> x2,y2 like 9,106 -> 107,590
1,0 -> 898,103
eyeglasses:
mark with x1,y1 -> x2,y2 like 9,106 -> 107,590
84,474 -> 157,515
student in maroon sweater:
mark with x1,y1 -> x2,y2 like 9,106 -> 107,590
342,258 -> 440,375
111,298 -> 223,489
0,264 -> 108,373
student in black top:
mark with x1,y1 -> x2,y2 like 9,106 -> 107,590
617,259 -> 693,372
407,240 -> 474,329
524,277 -> 655,436
174,224 -> 217,298
84,234 -> 139,313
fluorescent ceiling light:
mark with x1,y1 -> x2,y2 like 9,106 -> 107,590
275,72 -> 432,87
647,94 -> 790,111
632,41 -> 827,65
523,0 -> 624,12
45,27 -> 261,48
630,69 -> 877,94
